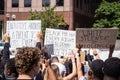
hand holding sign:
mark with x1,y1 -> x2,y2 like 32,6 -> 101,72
109,45 -> 115,58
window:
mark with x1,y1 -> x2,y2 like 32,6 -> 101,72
42,0 -> 50,7
24,0 -> 31,7
56,0 -> 64,6
12,0 -> 19,7
0,0 -> 4,14
76,0 -> 79,8
0,21 -> 3,40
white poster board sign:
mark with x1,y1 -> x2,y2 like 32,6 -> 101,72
76,28 -> 118,48
44,28 -> 76,57
6,20 -> 41,48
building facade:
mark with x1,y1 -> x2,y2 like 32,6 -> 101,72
74,0 -> 102,28
0,0 -> 102,40
0,0 -> 74,40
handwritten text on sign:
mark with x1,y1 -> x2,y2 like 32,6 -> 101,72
44,28 -> 76,56
6,20 -> 41,48
76,28 -> 118,48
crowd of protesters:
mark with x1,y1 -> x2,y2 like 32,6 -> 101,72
0,32 -> 119,80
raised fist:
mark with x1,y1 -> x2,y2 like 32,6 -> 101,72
3,33 -> 10,43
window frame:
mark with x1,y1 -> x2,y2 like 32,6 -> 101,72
42,0 -> 50,7
24,0 -> 32,7
56,0 -> 64,6
12,0 -> 19,8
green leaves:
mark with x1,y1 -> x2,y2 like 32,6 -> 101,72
29,6 -> 67,38
93,0 -> 120,38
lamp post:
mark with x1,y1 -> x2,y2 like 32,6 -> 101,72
6,13 -> 10,20
12,14 -> 16,20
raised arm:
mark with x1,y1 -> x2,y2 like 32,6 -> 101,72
92,49 -> 100,59
36,32 -> 43,50
2,33 -> 10,65
45,59 -> 57,80
77,51 -> 83,79
108,45 -> 115,58
63,52 -> 77,80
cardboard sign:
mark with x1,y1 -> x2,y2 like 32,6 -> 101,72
6,20 -> 41,48
76,28 -> 118,48
44,28 -> 76,56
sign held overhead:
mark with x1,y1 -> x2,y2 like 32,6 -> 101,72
76,28 -> 118,48
6,20 -> 41,48
44,28 -> 76,57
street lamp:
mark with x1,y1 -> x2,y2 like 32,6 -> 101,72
6,13 -> 10,20
12,14 -> 16,20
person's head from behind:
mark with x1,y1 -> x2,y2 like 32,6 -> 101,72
15,47 -> 41,78
88,59 -> 104,80
40,47 -> 50,63
103,57 -> 120,80
52,56 -> 59,63
4,58 -> 18,79
51,64 -> 60,79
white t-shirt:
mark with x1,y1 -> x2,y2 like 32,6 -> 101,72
52,62 -> 66,76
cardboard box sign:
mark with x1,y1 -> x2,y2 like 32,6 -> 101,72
76,28 -> 118,48
6,20 -> 41,48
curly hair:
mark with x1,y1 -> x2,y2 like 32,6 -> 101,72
15,47 -> 41,74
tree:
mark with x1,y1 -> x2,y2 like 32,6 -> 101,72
93,0 -> 120,38
29,6 -> 67,38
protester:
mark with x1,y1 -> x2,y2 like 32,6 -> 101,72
0,33 -> 10,76
62,52 -> 77,80
0,50 -> 4,74
88,59 -> 104,80
63,57 -> 72,76
103,57 -> 120,80
77,45 -> 104,80
51,64 -> 62,80
2,33 -> 10,66
15,47 -> 41,79
1,31 -> 120,80
43,59 -> 57,80
52,56 -> 66,76
0,58 -> 18,80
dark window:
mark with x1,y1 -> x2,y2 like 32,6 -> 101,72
12,0 -> 19,7
80,0 -> 82,10
76,0 -> 79,8
24,0 -> 31,7
42,0 -> 50,7
0,0 -> 4,14
56,0 -> 64,6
